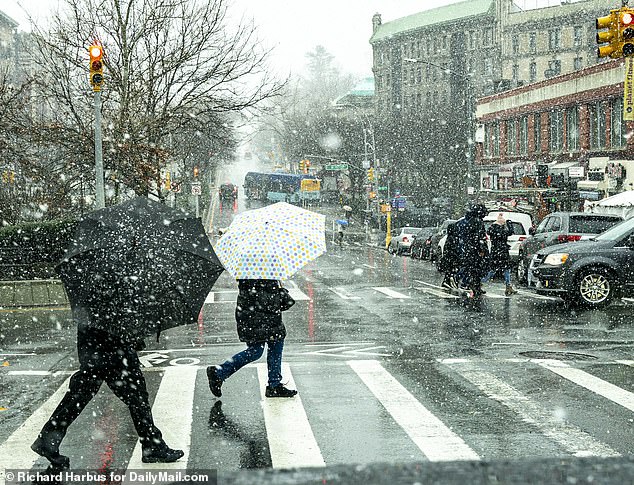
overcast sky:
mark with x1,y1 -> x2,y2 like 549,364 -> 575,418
2,0 -> 567,78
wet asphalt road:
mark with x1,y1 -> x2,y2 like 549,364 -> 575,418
1,195 -> 634,481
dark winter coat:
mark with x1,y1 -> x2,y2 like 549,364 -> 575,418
456,214 -> 488,277
486,222 -> 512,271
438,221 -> 460,273
235,279 -> 290,343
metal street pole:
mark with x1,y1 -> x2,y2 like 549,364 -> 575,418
94,90 -> 105,209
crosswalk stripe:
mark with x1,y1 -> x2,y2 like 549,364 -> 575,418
446,361 -> 620,458
0,376 -> 72,473
328,287 -> 361,300
537,360 -> 634,412
256,363 -> 325,468
515,289 -> 559,301
126,366 -> 197,469
371,287 -> 410,299
413,286 -> 460,299
348,360 -> 480,461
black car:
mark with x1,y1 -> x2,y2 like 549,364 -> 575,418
409,227 -> 436,260
219,183 -> 238,201
531,217 -> 634,307
517,212 -> 623,283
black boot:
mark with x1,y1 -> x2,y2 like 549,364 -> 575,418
206,366 -> 223,398
142,443 -> 184,463
265,385 -> 298,398
31,431 -> 70,470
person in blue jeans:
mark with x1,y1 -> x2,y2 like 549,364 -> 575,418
206,279 -> 297,398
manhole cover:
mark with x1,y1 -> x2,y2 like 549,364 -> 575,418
519,351 -> 598,361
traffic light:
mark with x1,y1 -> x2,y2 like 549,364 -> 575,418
298,160 -> 304,172
88,44 -> 104,91
620,8 -> 634,56
193,166 -> 199,178
367,167 -> 375,182
596,10 -> 619,58
298,159 -> 310,173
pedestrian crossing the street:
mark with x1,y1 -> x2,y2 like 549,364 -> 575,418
2,356 -> 634,476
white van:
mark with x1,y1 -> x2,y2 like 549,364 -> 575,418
483,211 -> 533,264
437,210 -> 533,265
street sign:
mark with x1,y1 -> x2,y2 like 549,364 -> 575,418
171,181 -> 181,193
191,182 -> 202,195
568,166 -> 585,178
325,164 -> 348,171
362,160 -> 370,169
378,186 -> 387,190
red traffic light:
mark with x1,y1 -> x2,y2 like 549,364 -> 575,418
622,12 -> 634,25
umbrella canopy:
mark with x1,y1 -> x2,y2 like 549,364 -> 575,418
214,202 -> 326,280
58,197 -> 224,341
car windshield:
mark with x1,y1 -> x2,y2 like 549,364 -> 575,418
569,215 -> 622,234
594,217 -> 634,241
3,1 -> 634,483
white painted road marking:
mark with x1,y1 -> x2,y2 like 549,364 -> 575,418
348,360 -> 480,462
446,361 -> 620,458
126,366 -> 197,469
0,376 -> 72,474
256,363 -> 325,468
329,287 -> 361,300
371,287 -> 410,299
538,359 -> 634,412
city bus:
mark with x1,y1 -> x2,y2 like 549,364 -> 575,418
243,172 -> 321,204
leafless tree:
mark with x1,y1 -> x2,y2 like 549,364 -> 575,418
29,0 -> 284,199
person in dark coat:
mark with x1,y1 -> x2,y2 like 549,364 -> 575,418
482,213 -> 518,296
456,202 -> 489,296
207,279 -> 297,398
31,309 -> 184,469
439,221 -> 460,288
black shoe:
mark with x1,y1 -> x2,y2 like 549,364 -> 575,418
31,436 -> 70,470
206,366 -> 222,397
142,444 -> 184,463
265,385 -> 297,398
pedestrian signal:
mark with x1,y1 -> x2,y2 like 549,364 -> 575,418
88,44 -> 104,91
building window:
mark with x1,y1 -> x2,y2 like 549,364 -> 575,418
550,110 -> 564,152
416,67 -> 422,84
512,35 -> 519,55
611,98 -> 627,148
529,32 -> 537,54
484,28 -> 494,46
507,119 -> 517,155
549,29 -> 561,50
520,116 -> 528,155
470,31 -> 475,49
534,113 -> 542,153
485,124 -> 491,157
493,121 -> 500,156
484,58 -> 493,76
512,64 -> 519,80
529,62 -> 537,81
547,59 -> 561,77
566,106 -> 579,151
574,57 -> 583,70
574,26 -> 583,47
589,102 -> 606,149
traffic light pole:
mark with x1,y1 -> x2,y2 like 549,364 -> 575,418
94,91 -> 105,209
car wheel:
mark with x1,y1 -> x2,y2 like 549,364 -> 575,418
387,244 -> 395,254
516,257 -> 528,284
574,267 -> 616,308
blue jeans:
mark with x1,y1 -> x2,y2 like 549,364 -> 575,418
482,268 -> 511,285
215,339 -> 284,387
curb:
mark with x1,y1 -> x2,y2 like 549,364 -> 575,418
0,279 -> 68,308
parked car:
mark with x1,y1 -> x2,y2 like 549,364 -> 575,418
409,227 -> 436,260
436,211 -> 532,266
517,212 -> 624,284
219,182 -> 238,201
530,217 -> 634,307
429,219 -> 457,263
388,227 -> 422,255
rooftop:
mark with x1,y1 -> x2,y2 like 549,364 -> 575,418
370,0 -> 494,43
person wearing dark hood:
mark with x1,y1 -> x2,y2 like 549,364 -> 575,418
31,311 -> 184,469
207,279 -> 297,398
456,202 -> 489,297
482,213 -> 518,296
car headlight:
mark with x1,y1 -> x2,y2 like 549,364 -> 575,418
543,253 -> 569,266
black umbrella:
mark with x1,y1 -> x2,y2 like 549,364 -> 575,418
58,197 -> 224,341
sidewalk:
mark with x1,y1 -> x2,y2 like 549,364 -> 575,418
0,279 -> 68,308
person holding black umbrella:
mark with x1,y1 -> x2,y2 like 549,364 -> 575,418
31,197 -> 224,469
